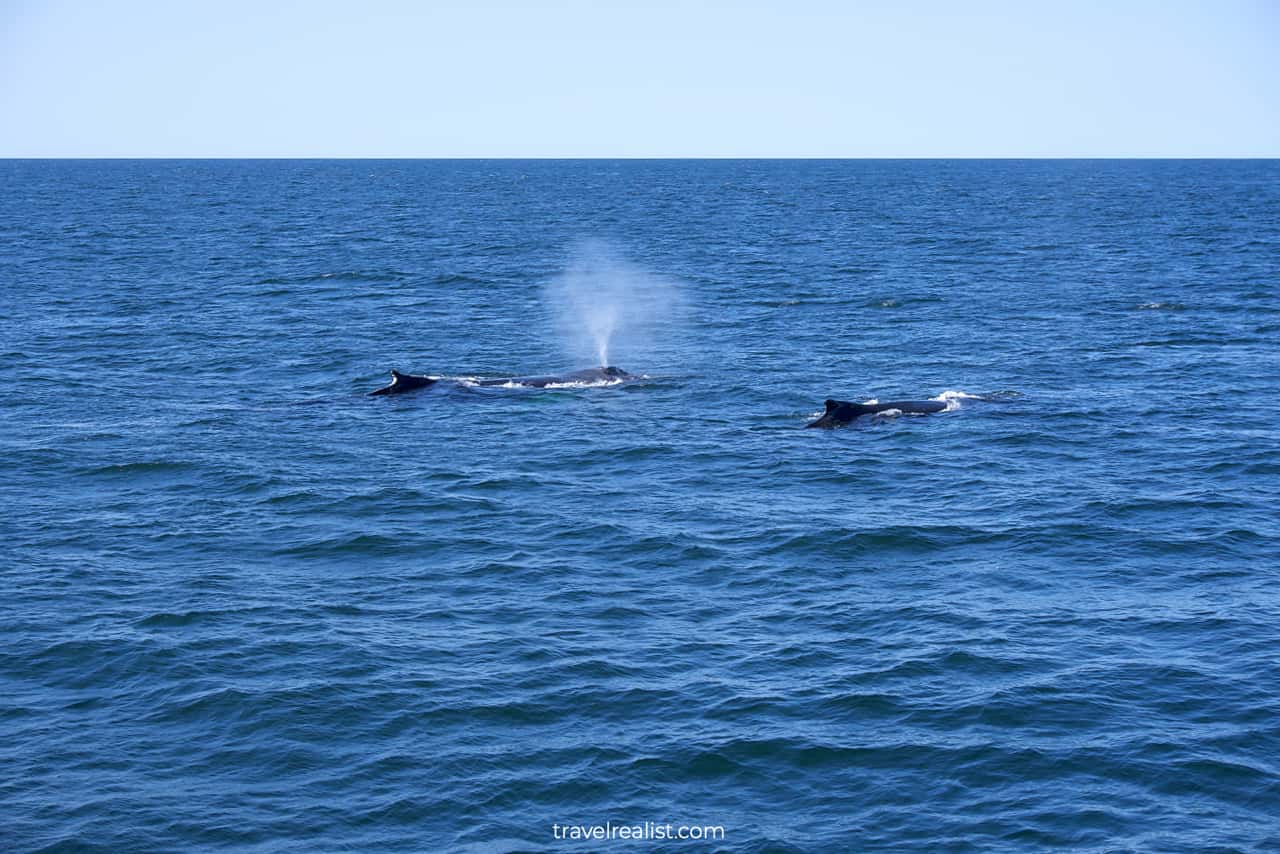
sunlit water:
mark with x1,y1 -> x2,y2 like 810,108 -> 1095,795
2,160 -> 1278,851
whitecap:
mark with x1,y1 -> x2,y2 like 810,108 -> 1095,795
930,390 -> 984,411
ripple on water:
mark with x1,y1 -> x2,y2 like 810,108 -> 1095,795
3,159 -> 1279,851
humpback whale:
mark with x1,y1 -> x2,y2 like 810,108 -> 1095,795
806,398 -> 947,428
471,366 -> 635,388
368,370 -> 438,396
368,366 -> 636,396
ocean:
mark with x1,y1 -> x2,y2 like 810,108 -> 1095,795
2,159 -> 1278,851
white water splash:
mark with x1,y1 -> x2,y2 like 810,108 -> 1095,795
931,389 -> 984,411
544,240 -> 686,369
482,378 -> 628,389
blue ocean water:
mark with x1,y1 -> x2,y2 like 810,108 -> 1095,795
2,159 -> 1278,852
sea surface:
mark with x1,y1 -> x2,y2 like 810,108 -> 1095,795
2,159 -> 1278,852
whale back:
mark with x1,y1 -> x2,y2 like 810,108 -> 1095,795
478,366 -> 637,387
807,399 -> 868,428
807,397 -> 944,427
369,370 -> 436,396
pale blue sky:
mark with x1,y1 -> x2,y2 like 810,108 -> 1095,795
2,0 -> 1276,157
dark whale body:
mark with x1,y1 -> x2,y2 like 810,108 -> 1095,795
369,366 -> 635,396
806,398 -> 947,428
472,366 -> 634,388
369,370 -> 438,396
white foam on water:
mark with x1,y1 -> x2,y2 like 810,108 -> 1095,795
931,389 -> 984,412
511,379 -> 626,389
452,375 -> 632,389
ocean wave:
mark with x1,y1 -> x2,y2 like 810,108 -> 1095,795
7,158 -> 1279,853
253,270 -> 410,286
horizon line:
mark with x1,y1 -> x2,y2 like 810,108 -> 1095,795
3,155 -> 1278,161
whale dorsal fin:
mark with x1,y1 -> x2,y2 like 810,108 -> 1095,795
391,369 -> 403,380
824,399 -> 839,413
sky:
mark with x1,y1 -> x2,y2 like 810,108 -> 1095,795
1,0 -> 1277,157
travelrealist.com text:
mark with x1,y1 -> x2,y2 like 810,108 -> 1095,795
552,821 -> 726,842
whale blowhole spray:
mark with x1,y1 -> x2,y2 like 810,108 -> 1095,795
545,240 -> 686,370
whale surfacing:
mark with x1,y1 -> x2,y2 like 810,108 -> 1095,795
368,366 -> 637,396
806,398 -> 947,428
473,366 -> 635,388
368,370 -> 437,396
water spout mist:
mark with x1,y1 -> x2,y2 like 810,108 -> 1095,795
545,241 -> 686,370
